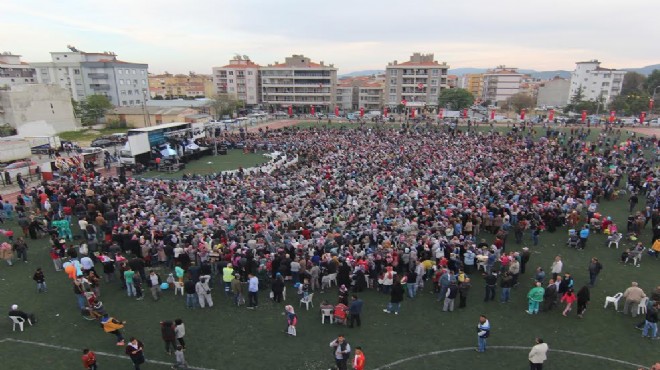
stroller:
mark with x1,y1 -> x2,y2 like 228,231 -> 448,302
567,229 -> 579,249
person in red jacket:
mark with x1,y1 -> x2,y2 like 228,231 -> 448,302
353,347 -> 365,370
81,348 -> 97,370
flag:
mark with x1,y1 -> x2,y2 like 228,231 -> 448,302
417,83 -> 424,90
650,99 -> 655,110
520,109 -> 526,120
581,110 -> 587,123
288,106 -> 293,116
438,108 -> 444,119
462,108 -> 468,118
609,110 -> 616,123
640,111 -> 646,124
360,107 -> 364,117
411,109 -> 416,119
335,106 -> 339,116
384,107 -> 388,118
401,99 -> 407,106
490,109 -> 495,120
548,109 -> 554,121
311,106 -> 315,115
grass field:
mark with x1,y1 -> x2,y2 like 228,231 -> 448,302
0,124 -> 658,370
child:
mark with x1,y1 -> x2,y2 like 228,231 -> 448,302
81,348 -> 97,370
561,288 -> 576,317
174,318 -> 186,349
620,249 -> 630,263
33,267 -> 47,293
172,345 -> 188,369
285,305 -> 297,336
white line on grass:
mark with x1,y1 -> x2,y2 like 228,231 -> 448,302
372,345 -> 648,370
0,338 -> 218,370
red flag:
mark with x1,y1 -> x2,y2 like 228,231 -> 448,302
383,107 -> 388,118
462,108 -> 468,118
401,99 -> 407,106
411,109 -> 416,119
650,99 -> 655,110
490,109 -> 495,120
581,110 -> 587,123
609,110 -> 616,123
311,106 -> 316,115
520,109 -> 526,120
640,111 -> 646,124
438,108 -> 444,119
548,109 -> 555,121
359,107 -> 364,117
417,83 -> 424,90
335,106 -> 339,116
288,106 -> 293,116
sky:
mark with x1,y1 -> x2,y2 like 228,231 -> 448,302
2,0 -> 659,75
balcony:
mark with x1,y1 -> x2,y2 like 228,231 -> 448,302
89,84 -> 110,91
88,73 -> 108,79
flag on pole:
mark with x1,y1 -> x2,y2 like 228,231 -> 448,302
609,110 -> 616,123
383,107 -> 388,118
548,109 -> 554,121
581,110 -> 587,123
640,111 -> 646,124
462,108 -> 468,118
520,109 -> 526,120
401,99 -> 407,106
335,106 -> 339,116
438,108 -> 444,119
359,107 -> 364,117
650,99 -> 655,110
288,106 -> 293,116
490,109 -> 495,120
311,106 -> 315,116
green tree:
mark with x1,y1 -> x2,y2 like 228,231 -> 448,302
608,92 -> 651,115
621,72 -> 646,95
209,93 -> 243,119
569,85 -> 585,105
438,88 -> 474,110
505,93 -> 535,113
75,95 -> 113,126
644,69 -> 660,95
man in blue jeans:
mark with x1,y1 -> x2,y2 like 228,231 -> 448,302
247,273 -> 259,309
476,315 -> 490,352
642,302 -> 659,340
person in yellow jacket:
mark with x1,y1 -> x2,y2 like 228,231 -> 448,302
223,264 -> 234,296
100,315 -> 126,346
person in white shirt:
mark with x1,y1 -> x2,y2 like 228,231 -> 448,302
550,255 -> 563,280
195,275 -> 213,308
247,273 -> 259,309
329,335 -> 351,370
528,337 -> 548,370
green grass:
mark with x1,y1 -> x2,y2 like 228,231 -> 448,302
135,149 -> 271,179
58,128 -> 129,143
0,129 -> 658,370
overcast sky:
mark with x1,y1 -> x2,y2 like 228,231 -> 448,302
2,0 -> 659,74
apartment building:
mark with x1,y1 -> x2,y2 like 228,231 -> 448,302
385,53 -> 449,110
212,56 -> 260,106
0,53 -> 36,87
32,47 -> 149,106
358,82 -> 384,111
568,60 -> 625,105
482,66 -> 523,103
336,81 -> 354,112
260,55 -> 337,113
149,73 -> 213,99
460,74 -> 484,100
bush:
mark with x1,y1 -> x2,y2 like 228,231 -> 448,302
106,119 -> 127,129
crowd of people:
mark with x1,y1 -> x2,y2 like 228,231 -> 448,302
3,122 -> 660,369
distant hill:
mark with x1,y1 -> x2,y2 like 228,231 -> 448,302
339,70 -> 384,78
623,64 -> 660,75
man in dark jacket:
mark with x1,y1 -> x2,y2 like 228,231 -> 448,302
348,295 -> 363,328
484,272 -> 497,302
443,281 -> 459,312
588,257 -> 603,287
160,321 -> 177,354
543,279 -> 558,311
459,277 -> 471,308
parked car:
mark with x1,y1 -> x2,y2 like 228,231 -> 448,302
4,160 -> 37,170
80,147 -> 103,155
91,138 -> 117,148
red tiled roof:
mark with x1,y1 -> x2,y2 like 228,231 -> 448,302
270,62 -> 323,68
395,61 -> 441,66
221,61 -> 260,69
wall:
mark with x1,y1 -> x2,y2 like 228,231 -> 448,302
0,84 -> 79,133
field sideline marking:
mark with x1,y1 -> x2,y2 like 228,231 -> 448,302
372,345 -> 648,370
0,338 -> 218,370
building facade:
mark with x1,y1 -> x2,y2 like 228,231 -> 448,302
385,53 -> 449,110
358,82 -> 384,111
33,49 -> 149,107
212,57 -> 260,106
482,66 -> 523,103
460,74 -> 484,100
260,55 -> 337,113
149,73 -> 213,99
0,84 -> 79,132
335,83 -> 354,112
0,53 -> 36,87
568,60 -> 625,105
106,106 -> 210,128
536,77 -> 570,108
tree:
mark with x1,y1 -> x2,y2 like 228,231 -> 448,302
74,95 -> 113,126
608,92 -> 651,115
569,85 -> 585,105
438,88 -> 474,110
209,93 -> 243,119
621,72 -> 646,95
644,69 -> 660,95
505,93 -> 535,113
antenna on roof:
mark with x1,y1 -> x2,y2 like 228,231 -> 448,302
234,54 -> 242,60
242,55 -> 250,61
67,45 -> 79,52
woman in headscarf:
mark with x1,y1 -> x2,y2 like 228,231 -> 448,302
284,305 -> 297,336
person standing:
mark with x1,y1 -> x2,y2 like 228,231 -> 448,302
231,273 -> 244,306
33,267 -> 47,293
352,347 -> 365,370
476,315 -> 490,353
160,320 -> 177,355
383,276 -> 404,315
528,338 -> 548,370
526,282 -> 545,315
329,335 -> 351,370
578,225 -> 590,250
184,277 -> 196,309
561,288 -> 576,317
125,337 -> 145,370
348,295 -> 363,328
443,281 -> 458,312
542,279 -> 557,312
458,277 -> 471,308
247,272 -> 259,309
147,270 -> 162,301
195,275 -> 213,308
222,263 -> 234,296
550,256 -> 562,281
174,318 -> 186,349
588,257 -> 603,287
81,348 -> 97,370
500,272 -> 513,303
484,272 -> 497,302
172,345 -> 188,369
124,266 -> 136,297
576,285 -> 590,318
642,302 -> 659,340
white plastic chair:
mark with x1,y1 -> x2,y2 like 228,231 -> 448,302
329,273 -> 338,287
607,233 -> 622,249
638,297 -> 649,315
321,275 -> 333,289
604,292 -> 623,310
299,293 -> 314,310
283,287 -> 286,301
321,308 -> 334,324
9,316 -> 26,332
174,282 -> 184,296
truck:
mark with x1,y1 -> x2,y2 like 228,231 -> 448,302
119,122 -> 206,167
119,132 -> 151,167
25,136 -> 62,154
0,138 -> 32,163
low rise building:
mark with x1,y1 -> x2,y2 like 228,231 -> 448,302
148,73 -> 213,99
105,106 -> 210,128
0,53 -> 36,87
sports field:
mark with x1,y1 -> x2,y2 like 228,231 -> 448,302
0,123 -> 658,370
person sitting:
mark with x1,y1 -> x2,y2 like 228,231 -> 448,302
8,304 -> 36,325
333,302 -> 348,325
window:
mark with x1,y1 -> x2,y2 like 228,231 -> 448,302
229,87 -> 234,92
120,90 -> 126,95
74,69 -> 80,75
430,88 -> 437,94
390,70 -> 397,76
118,69 -> 122,74
602,82 -> 610,87
142,79 -> 146,85
125,69 -> 130,74
431,69 -> 439,76
389,94 -> 397,102
129,100 -> 134,104
119,79 -> 124,85
389,88 -> 396,93
126,80 -> 131,85
122,101 -> 127,105
140,70 -> 145,75
390,78 -> 396,85
229,79 -> 233,83
228,71 -> 234,75
248,71 -> 253,76
135,89 -> 140,94
430,79 -> 438,86
136,100 -> 141,104
128,90 -> 133,95
132,69 -> 136,74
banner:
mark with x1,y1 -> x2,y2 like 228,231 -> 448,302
401,99 -> 407,106
548,109 -> 554,121
335,106 -> 339,116
490,110 -> 495,120
650,99 -> 654,110
581,110 -> 587,123
383,107 -> 388,118
462,108 -> 468,118
520,109 -> 526,120
609,110 -> 616,123
359,107 -> 364,117
438,108 -> 444,119
311,106 -> 315,116
288,106 -> 292,116
411,109 -> 416,119
640,111 -> 646,124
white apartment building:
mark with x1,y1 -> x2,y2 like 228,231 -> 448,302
385,53 -> 449,110
335,82 -> 354,112
212,57 -> 260,106
0,53 -> 36,87
482,66 -> 523,103
358,82 -> 384,111
260,55 -> 337,113
568,60 -> 625,105
32,48 -> 149,106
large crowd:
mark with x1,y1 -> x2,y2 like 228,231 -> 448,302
4,122 -> 660,369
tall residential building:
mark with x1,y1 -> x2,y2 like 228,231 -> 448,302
537,77 -> 571,108
0,53 -> 36,87
385,53 -> 449,110
148,73 -> 213,99
460,74 -> 484,100
568,60 -> 625,105
482,66 -> 523,103
336,81 -> 354,112
260,55 -> 337,113
212,56 -> 261,106
336,76 -> 385,113
32,47 -> 149,106
358,82 -> 384,111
